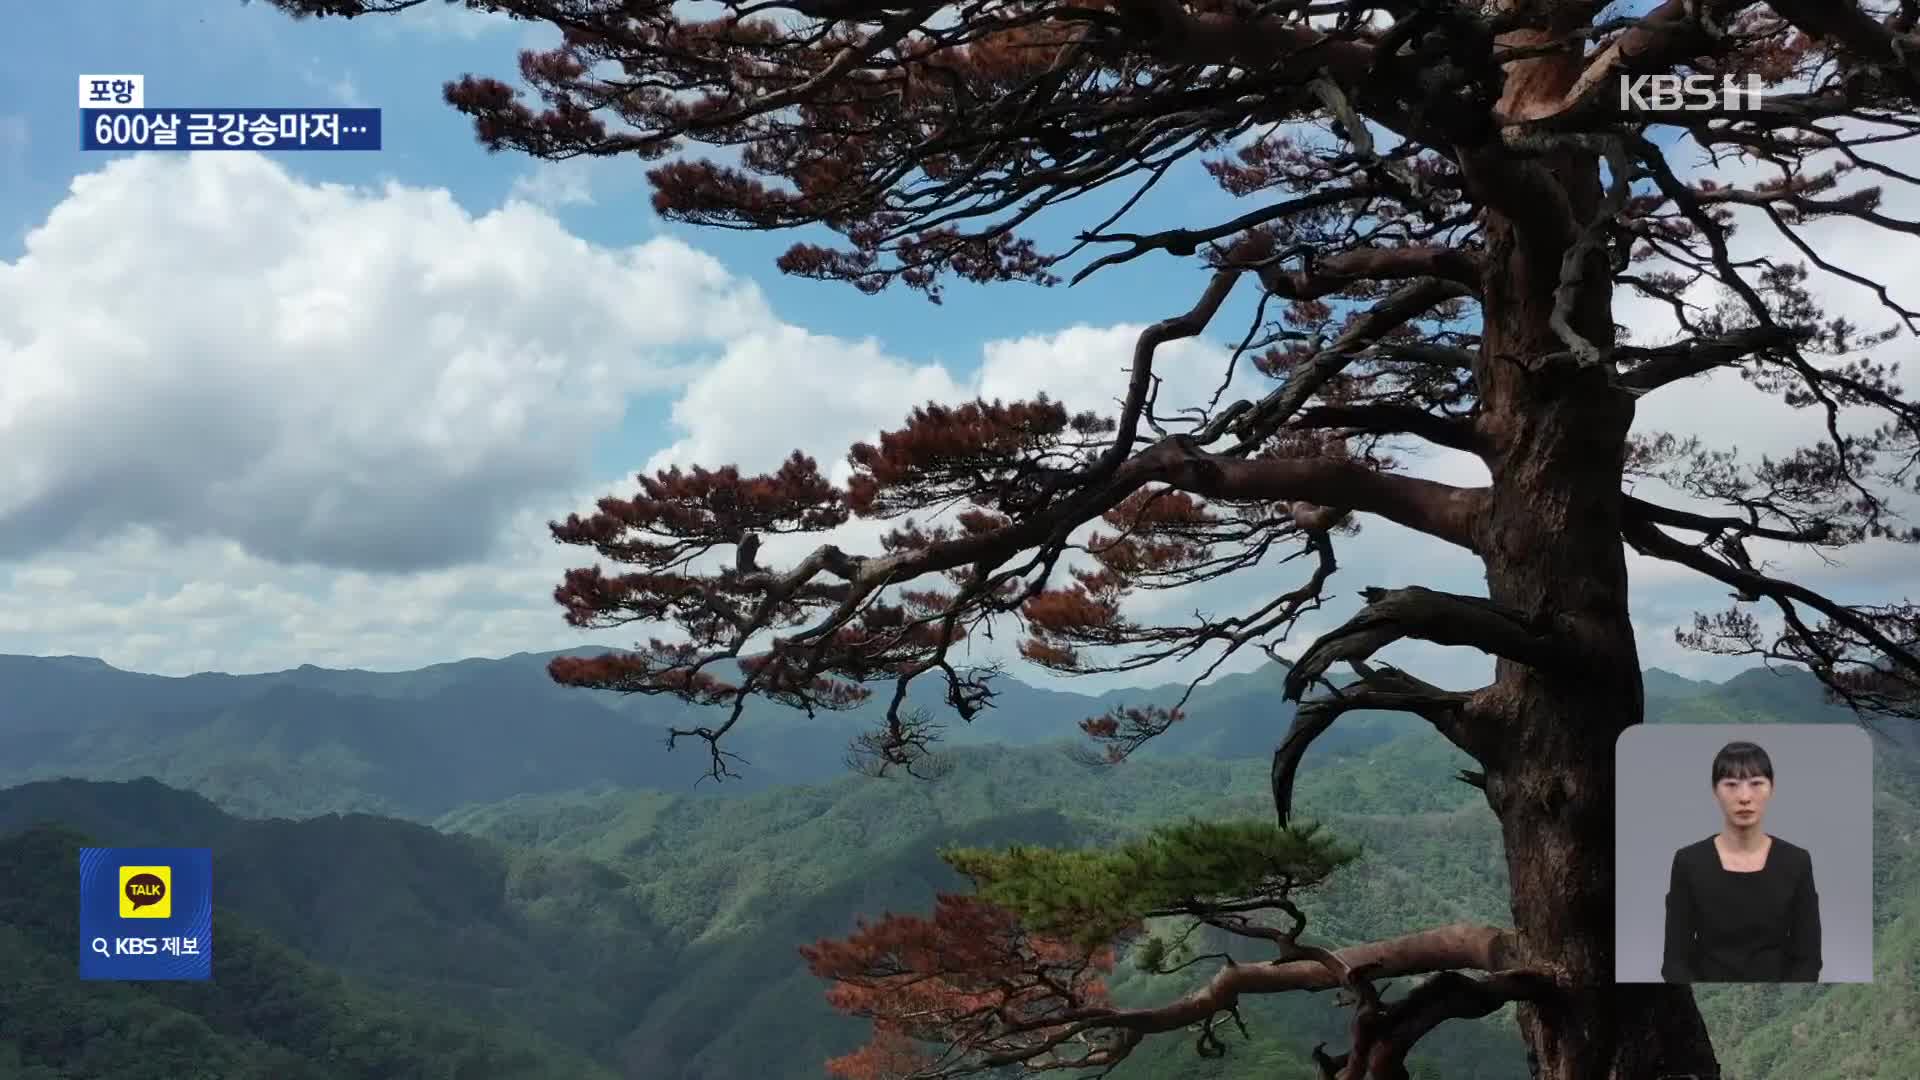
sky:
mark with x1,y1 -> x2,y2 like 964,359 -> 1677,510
0,0 -> 1914,694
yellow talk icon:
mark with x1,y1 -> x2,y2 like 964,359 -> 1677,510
119,865 -> 171,919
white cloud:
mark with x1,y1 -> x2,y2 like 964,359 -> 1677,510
0,446 -> 663,673
649,321 -> 1230,484
977,323 -> 1226,418
9,566 -> 74,591
1585,127 -> 1920,677
1620,125 -> 1920,460
367,0 -> 515,40
508,162 -> 597,209
0,153 -> 770,572
299,62 -> 364,107
648,326 -> 968,481
4,116 -> 1915,689
636,319 -> 1499,693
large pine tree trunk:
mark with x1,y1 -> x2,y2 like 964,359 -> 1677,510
1466,125 -> 1722,1076
1491,719 -> 1723,1080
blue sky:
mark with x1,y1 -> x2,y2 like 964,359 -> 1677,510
0,0 -> 1251,470
0,0 -> 1912,692
3,2 -> 1027,471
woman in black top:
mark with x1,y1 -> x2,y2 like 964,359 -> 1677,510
1662,740 -> 1822,982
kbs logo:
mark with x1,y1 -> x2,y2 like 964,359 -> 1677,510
119,865 -> 171,918
1619,74 -> 1766,113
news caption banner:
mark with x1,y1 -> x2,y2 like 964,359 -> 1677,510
79,74 -> 380,151
78,847 -> 213,981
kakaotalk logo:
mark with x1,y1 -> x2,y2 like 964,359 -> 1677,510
119,865 -> 172,919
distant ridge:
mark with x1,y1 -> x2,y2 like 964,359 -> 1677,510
0,649 -> 1856,823
3,647 -> 1763,688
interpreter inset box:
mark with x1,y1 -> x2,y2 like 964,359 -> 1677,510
1614,724 -> 1872,983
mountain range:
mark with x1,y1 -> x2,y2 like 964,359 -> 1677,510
1,651 -> 1916,1079
0,650 -> 1434,820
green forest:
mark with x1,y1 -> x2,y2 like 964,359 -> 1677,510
1,654 -> 1916,1078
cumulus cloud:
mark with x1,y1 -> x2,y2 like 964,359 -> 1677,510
0,511 -> 602,675
4,128 -> 1915,685
633,318 -> 1493,692
1619,129 -> 1920,457
0,153 -> 771,572
648,321 -> 1234,479
1608,132 -> 1920,643
631,170 -> 1920,692
976,323 -> 1227,417
647,326 -> 968,480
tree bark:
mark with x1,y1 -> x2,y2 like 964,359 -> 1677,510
1464,119 -> 1721,1078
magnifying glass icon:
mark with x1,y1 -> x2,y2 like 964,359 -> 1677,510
90,937 -> 110,957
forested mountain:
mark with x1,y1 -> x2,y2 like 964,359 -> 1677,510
0,652 -> 1417,820
0,735 -> 1518,1078
1,655 -> 1916,1078
0,823 -> 615,1080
